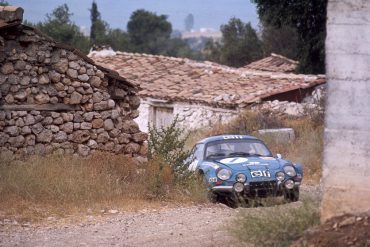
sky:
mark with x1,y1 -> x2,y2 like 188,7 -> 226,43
9,0 -> 259,32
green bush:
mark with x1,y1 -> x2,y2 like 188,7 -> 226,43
148,116 -> 192,181
147,117 -> 207,199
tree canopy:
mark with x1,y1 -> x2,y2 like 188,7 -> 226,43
218,18 -> 263,67
261,22 -> 299,60
184,14 -> 194,31
0,0 -> 8,6
34,4 -> 89,53
127,9 -> 172,54
89,1 -> 109,47
252,0 -> 327,74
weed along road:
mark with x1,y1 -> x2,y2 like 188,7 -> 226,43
0,185 -> 320,247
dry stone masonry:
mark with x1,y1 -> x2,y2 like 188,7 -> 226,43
0,7 -> 147,158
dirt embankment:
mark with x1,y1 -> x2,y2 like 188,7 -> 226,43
293,213 -> 370,247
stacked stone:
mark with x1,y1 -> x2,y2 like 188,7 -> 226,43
0,25 -> 147,157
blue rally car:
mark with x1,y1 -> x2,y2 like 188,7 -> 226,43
188,135 -> 303,203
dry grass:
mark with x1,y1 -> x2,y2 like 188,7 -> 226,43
0,152 -> 207,222
187,110 -> 324,182
231,196 -> 320,247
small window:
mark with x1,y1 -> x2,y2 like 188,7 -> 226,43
151,106 -> 174,128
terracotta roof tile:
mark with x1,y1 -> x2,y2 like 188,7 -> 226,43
89,51 -> 325,108
243,53 -> 299,73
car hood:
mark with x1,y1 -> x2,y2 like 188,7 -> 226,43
214,156 -> 283,171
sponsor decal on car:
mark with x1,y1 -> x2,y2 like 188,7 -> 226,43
220,157 -> 248,164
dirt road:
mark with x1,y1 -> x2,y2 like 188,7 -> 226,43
0,204 -> 241,247
0,185 -> 319,247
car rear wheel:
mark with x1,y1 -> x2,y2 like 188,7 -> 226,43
284,187 -> 300,202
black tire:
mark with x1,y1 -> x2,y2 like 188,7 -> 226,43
284,187 -> 300,202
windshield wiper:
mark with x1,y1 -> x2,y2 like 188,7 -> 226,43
206,153 -> 226,159
229,152 -> 263,157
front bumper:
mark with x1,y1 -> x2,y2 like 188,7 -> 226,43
211,181 -> 301,195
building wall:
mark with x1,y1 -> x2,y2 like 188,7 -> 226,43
174,103 -> 237,130
321,0 -> 370,221
0,26 -> 147,158
135,102 -> 151,132
134,100 -> 238,132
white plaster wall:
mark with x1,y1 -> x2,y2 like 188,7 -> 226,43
321,0 -> 370,221
174,103 -> 238,130
135,100 -> 238,132
134,102 -> 150,132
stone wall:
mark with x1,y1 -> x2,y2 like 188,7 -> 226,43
321,0 -> 370,221
0,24 -> 147,158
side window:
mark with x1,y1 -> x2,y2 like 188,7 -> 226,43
194,144 -> 205,161
188,144 -> 204,171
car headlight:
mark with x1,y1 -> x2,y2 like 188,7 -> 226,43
283,166 -> 297,177
236,173 -> 246,183
276,171 -> 285,181
233,182 -> 244,193
217,169 -> 232,180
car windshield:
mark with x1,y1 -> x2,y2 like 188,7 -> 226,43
205,139 -> 272,159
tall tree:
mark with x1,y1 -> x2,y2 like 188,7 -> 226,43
106,28 -> 131,52
261,22 -> 299,60
184,14 -> 194,31
0,1 -> 8,6
127,9 -> 172,54
89,1 -> 109,46
252,0 -> 327,74
35,4 -> 89,53
219,18 -> 263,67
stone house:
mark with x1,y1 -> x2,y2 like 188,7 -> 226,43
90,50 -> 325,132
0,6 -> 147,157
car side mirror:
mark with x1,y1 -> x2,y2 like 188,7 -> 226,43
276,153 -> 283,159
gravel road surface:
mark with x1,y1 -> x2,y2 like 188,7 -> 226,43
0,185 -> 320,247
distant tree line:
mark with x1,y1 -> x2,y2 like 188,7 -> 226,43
22,0 -> 325,74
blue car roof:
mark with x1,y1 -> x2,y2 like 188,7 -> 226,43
198,135 -> 259,144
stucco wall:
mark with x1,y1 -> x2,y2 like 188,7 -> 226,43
135,102 -> 151,132
321,0 -> 370,221
174,103 -> 237,130
134,100 -> 238,132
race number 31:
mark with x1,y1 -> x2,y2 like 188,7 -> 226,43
251,170 -> 271,178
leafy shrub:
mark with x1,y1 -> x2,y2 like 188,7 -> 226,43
148,116 -> 192,181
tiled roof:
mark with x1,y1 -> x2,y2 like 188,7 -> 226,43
243,53 -> 299,73
89,51 -> 325,108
